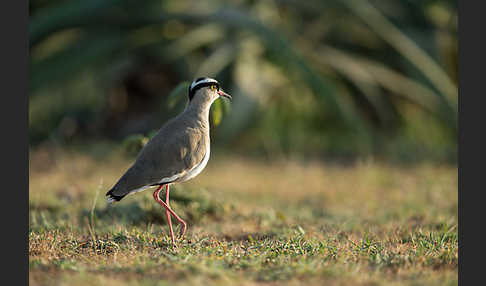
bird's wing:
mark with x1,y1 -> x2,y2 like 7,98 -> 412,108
107,120 -> 207,199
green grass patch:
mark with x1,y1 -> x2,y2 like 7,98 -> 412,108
29,146 -> 457,285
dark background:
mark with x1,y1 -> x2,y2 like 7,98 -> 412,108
29,0 -> 457,164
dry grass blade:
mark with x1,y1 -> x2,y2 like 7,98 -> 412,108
90,178 -> 103,233
164,24 -> 225,61
342,0 -> 457,109
317,46 -> 443,113
195,43 -> 235,77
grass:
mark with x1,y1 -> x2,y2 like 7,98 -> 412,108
29,144 -> 457,285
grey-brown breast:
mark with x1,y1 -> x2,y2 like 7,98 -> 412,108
109,112 -> 209,198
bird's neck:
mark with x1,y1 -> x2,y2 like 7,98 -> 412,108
184,98 -> 215,128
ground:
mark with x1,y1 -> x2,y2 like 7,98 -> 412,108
29,144 -> 457,285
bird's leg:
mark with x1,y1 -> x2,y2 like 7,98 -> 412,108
153,185 -> 175,245
153,186 -> 187,244
164,184 -> 174,243
164,184 -> 187,239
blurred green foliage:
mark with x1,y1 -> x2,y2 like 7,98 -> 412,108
29,0 -> 457,163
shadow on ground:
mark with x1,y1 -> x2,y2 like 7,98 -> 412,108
77,188 -> 231,228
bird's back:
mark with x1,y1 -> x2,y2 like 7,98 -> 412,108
107,111 -> 209,201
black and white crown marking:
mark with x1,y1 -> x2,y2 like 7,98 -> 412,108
188,77 -> 219,101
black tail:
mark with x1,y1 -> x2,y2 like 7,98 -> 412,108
106,188 -> 126,203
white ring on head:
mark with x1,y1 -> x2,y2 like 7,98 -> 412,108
190,78 -> 218,91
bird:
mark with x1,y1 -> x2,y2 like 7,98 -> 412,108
106,77 -> 232,246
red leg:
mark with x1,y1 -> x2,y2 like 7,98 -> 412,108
164,185 -> 174,243
165,184 -> 187,238
153,185 -> 175,245
153,186 -> 187,245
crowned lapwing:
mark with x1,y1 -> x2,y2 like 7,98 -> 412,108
106,77 -> 231,246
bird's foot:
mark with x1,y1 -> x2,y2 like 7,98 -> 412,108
178,222 -> 187,239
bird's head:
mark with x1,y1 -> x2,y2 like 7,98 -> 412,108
188,77 -> 232,105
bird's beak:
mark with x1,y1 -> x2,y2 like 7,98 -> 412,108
218,90 -> 232,101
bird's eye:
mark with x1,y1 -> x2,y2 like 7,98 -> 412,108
210,85 -> 217,91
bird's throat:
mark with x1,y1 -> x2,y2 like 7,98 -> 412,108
185,98 -> 214,128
